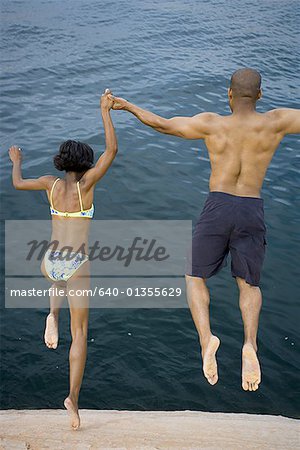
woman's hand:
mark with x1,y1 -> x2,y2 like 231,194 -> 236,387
100,88 -> 114,111
9,146 -> 22,163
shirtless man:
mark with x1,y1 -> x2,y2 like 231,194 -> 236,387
109,68 -> 300,391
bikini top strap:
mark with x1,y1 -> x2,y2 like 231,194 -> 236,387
76,181 -> 84,211
50,178 -> 60,208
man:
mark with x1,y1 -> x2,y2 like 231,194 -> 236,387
108,68 -> 300,391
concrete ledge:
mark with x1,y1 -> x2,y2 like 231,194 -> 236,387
0,410 -> 298,450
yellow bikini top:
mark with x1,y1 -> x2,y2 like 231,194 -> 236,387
49,178 -> 94,218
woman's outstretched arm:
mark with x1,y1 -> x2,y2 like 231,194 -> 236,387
82,89 -> 118,188
9,146 -> 55,190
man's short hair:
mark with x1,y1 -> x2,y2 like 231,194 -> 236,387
230,68 -> 262,99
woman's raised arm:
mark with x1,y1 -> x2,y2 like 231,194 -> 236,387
9,146 -> 55,190
82,89 -> 118,188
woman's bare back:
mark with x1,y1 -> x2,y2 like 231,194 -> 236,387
47,178 -> 94,252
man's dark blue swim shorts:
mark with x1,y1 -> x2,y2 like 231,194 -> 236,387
186,191 -> 267,286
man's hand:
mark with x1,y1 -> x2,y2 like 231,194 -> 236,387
100,88 -> 114,111
109,95 -> 128,110
9,146 -> 22,163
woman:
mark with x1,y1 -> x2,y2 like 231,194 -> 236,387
8,89 -> 117,430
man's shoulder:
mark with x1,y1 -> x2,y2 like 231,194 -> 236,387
194,112 -> 221,122
264,108 -> 300,135
264,108 -> 298,119
263,109 -> 293,130
264,108 -> 283,117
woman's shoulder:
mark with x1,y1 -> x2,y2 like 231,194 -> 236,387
40,175 -> 59,190
77,174 -> 95,192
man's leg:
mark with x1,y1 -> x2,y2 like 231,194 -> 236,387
185,275 -> 220,385
236,277 -> 262,392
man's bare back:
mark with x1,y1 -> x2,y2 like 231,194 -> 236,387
202,109 -> 298,197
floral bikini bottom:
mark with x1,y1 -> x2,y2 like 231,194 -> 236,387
44,249 -> 89,282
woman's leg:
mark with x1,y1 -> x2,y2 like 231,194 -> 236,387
64,262 -> 90,430
41,258 -> 66,349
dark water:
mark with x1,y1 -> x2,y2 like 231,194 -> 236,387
1,0 -> 300,418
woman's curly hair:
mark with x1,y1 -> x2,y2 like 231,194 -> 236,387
54,140 -> 94,172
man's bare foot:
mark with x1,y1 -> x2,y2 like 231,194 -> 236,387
64,396 -> 80,430
44,313 -> 58,349
201,335 -> 220,385
242,343 -> 261,391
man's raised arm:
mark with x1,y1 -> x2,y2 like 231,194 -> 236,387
110,95 -> 217,140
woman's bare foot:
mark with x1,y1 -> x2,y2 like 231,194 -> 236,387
242,343 -> 261,391
201,335 -> 220,385
44,313 -> 58,349
64,396 -> 80,430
